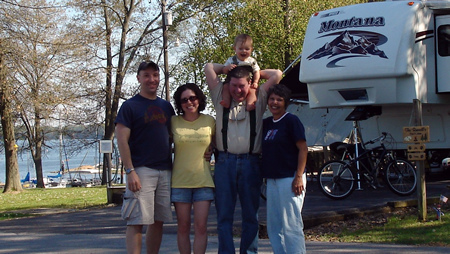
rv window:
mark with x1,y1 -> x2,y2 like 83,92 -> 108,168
438,25 -> 450,57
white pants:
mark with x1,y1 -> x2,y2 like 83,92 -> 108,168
266,174 -> 307,254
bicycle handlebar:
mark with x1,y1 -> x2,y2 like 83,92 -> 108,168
364,132 -> 388,145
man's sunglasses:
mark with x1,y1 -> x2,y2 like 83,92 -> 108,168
181,96 -> 198,104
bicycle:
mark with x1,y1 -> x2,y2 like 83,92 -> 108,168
318,132 -> 417,200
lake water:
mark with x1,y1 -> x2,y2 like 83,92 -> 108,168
0,140 -> 102,184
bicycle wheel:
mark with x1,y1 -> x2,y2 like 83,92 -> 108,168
318,160 -> 356,200
384,158 -> 417,196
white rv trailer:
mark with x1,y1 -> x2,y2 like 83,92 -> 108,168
295,0 -> 450,168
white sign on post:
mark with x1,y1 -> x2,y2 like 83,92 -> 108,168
99,140 -> 113,154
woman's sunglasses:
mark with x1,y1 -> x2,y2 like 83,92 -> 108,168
181,96 -> 198,104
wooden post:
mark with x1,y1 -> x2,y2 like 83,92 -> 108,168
162,0 -> 170,101
413,99 -> 427,221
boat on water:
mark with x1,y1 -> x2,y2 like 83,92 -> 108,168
45,176 -> 68,188
49,166 -> 103,188
19,164 -> 117,188
21,172 -> 37,189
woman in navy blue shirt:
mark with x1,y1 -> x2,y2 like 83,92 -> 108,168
262,84 -> 308,254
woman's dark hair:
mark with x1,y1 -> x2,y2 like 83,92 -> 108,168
267,84 -> 292,109
173,83 -> 207,115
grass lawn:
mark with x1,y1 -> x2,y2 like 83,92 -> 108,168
0,187 -> 107,220
341,210 -> 449,246
306,206 -> 450,246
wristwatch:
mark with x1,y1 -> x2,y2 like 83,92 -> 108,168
125,168 -> 135,175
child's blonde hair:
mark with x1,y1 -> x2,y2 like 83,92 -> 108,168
234,34 -> 253,47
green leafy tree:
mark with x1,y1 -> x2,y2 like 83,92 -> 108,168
172,0 -> 366,88
70,0 -> 222,184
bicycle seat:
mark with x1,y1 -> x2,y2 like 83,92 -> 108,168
336,143 -> 354,152
329,142 -> 347,153
333,143 -> 365,154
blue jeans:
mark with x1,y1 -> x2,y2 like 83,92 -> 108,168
214,152 -> 262,254
266,174 -> 307,254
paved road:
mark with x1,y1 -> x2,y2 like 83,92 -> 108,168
1,176 -> 449,253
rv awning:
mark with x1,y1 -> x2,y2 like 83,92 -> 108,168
280,62 -> 308,101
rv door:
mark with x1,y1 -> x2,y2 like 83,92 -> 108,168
436,15 -> 450,93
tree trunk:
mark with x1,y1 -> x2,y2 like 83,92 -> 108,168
0,102 -> 22,192
33,141 -> 45,188
33,117 -> 45,188
0,41 -> 22,193
101,0 -> 113,185
100,0 -> 133,185
284,0 -> 292,69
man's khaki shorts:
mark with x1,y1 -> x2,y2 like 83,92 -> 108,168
121,167 -> 172,225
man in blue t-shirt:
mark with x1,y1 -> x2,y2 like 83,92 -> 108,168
115,61 -> 175,254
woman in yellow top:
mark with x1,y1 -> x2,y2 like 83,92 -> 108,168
171,83 -> 215,254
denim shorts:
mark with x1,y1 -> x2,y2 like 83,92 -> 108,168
171,187 -> 214,203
